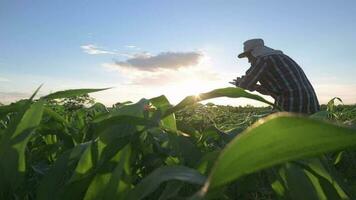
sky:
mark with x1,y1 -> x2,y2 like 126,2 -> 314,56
1,0 -> 356,106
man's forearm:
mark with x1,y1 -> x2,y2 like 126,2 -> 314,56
254,85 -> 270,95
233,76 -> 269,95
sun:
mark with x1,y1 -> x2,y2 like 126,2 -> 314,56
162,78 -> 216,104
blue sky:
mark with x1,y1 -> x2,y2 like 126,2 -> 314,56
1,0 -> 356,105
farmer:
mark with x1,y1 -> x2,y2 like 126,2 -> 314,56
231,38 -> 320,114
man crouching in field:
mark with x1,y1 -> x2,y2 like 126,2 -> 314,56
231,39 -> 320,114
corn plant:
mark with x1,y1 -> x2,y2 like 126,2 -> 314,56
0,87 -> 355,199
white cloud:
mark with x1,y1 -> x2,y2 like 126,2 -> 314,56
125,45 -> 141,50
100,51 -> 226,104
81,44 -> 116,55
113,51 -> 203,72
102,51 -> 217,86
81,44 -> 134,58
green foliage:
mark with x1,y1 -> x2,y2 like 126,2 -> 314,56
201,114 -> 356,194
0,87 -> 355,199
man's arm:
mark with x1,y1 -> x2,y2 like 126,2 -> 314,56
254,85 -> 270,95
238,58 -> 268,91
230,78 -> 271,95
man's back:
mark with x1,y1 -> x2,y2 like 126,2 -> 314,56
239,54 -> 320,114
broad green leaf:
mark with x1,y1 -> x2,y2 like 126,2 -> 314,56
127,166 -> 206,200
37,143 -> 89,200
56,139 -> 130,200
202,113 -> 356,193
92,115 -> 153,131
97,123 -> 138,145
94,98 -> 149,122
150,95 -> 177,131
164,87 -> 275,117
295,158 -> 353,199
167,134 -> 202,167
0,100 -> 44,192
310,111 -> 329,120
91,99 -> 154,142
70,137 -> 130,183
42,88 -> 111,100
298,164 -> 341,200
84,144 -> 131,200
43,107 -> 69,125
278,163 -> 320,200
102,144 -> 132,199
89,102 -> 108,112
69,141 -> 105,183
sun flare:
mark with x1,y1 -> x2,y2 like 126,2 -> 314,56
162,78 -> 218,104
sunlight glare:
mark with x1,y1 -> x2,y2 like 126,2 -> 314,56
163,78 -> 216,104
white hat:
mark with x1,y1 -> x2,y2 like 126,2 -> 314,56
238,38 -> 283,58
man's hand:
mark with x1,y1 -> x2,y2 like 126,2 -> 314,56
229,76 -> 244,86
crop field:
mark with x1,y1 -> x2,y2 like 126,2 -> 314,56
0,87 -> 356,200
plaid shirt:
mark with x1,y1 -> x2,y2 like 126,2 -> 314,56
239,54 -> 320,114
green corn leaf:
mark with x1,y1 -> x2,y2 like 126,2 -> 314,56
93,98 -> 149,123
327,97 -> 343,112
68,141 -> 105,183
310,111 -> 329,120
0,99 -> 44,192
127,166 -> 206,200
201,113 -> 356,194
294,157 -> 353,199
42,88 -> 111,100
164,87 -> 275,117
277,163 -> 320,200
167,134 -> 202,167
84,144 -> 131,200
91,98 -> 154,142
29,84 -> 43,100
69,136 -> 130,183
43,107 -> 69,126
37,143 -> 90,200
150,95 -> 177,131
92,115 -> 153,130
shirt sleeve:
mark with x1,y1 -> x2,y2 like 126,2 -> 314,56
255,85 -> 270,95
238,57 -> 268,91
